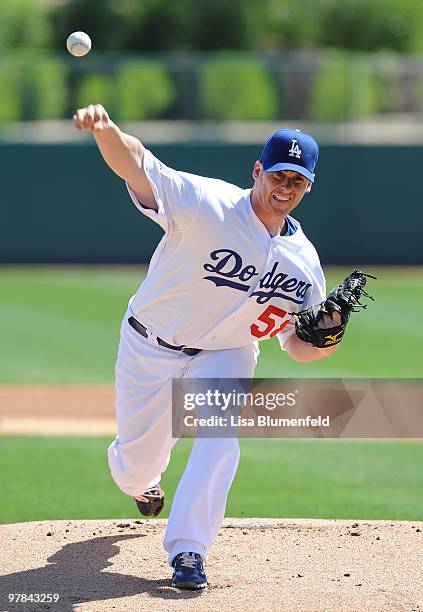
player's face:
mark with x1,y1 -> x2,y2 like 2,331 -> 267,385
252,162 -> 312,217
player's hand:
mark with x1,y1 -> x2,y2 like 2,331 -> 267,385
73,104 -> 111,132
315,310 -> 342,329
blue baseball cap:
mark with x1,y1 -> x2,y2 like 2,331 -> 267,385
260,129 -> 319,182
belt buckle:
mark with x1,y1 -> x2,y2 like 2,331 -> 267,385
181,346 -> 196,356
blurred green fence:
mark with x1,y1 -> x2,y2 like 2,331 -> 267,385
1,142 -> 423,265
0,51 -> 423,123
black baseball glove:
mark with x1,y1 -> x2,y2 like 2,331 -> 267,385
294,269 -> 376,348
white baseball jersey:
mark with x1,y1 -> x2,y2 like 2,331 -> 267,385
126,149 -> 326,350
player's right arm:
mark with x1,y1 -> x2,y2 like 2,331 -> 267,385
73,104 -> 157,210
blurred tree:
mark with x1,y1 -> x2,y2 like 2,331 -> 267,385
75,74 -> 117,117
25,57 -> 67,120
0,65 -> 22,123
406,5 -> 423,53
47,0 -> 423,54
49,0 -> 135,50
200,54 -> 278,120
116,59 -> 176,120
317,0 -> 423,53
257,0 -> 319,51
189,0 -> 258,51
372,53 -> 402,113
309,51 -> 383,122
49,0 -> 260,51
0,0 -> 51,50
124,0 -> 197,51
309,52 -> 349,122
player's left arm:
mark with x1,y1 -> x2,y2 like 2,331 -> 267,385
286,269 -> 376,363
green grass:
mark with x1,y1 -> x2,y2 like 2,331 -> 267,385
0,436 -> 422,524
1,267 -> 421,526
0,265 -> 422,382
0,266 -> 140,383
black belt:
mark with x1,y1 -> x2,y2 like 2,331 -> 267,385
128,316 -> 201,357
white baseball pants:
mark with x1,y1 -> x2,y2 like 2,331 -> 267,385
108,314 -> 259,565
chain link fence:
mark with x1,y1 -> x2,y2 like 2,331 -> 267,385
1,51 -> 423,124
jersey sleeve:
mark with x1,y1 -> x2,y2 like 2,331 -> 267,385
276,257 -> 327,351
275,318 -> 297,351
126,149 -> 202,232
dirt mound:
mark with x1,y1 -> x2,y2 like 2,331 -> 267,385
0,385 -> 115,435
0,518 -> 421,611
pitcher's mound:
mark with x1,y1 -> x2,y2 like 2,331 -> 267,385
0,518 -> 422,611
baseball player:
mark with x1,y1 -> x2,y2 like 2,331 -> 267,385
73,105 -> 369,590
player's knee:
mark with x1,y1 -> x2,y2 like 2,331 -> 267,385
107,438 -> 168,495
197,437 -> 240,465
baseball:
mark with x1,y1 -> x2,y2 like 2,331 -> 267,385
66,31 -> 92,57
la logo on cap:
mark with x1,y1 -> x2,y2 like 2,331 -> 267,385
289,139 -> 302,159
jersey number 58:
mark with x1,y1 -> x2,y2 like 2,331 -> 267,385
250,305 -> 290,339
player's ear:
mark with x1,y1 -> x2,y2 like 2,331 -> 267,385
306,181 -> 312,193
252,161 -> 261,181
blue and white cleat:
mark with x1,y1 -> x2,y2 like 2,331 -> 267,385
171,552 -> 208,590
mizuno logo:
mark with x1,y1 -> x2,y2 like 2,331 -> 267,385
324,330 -> 344,345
